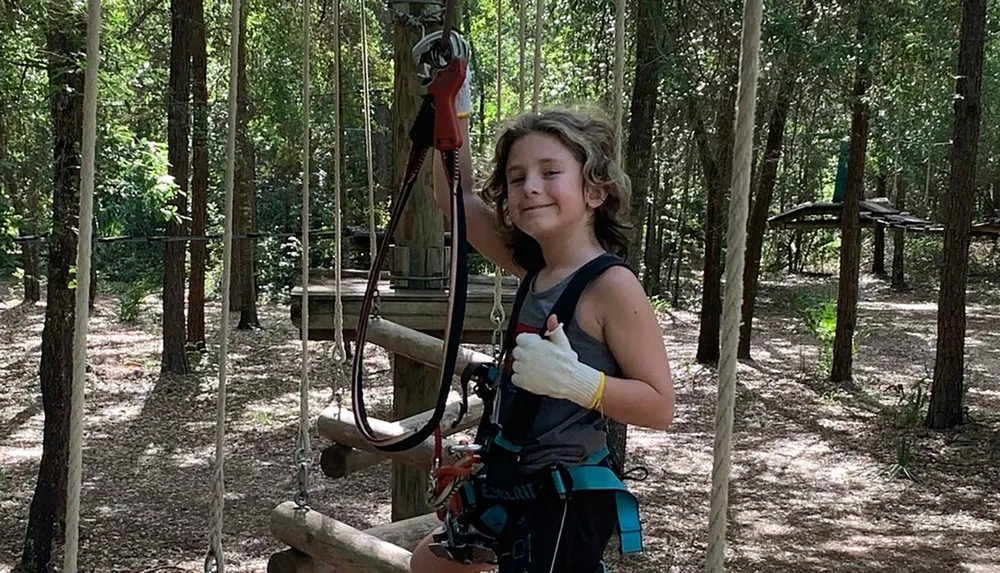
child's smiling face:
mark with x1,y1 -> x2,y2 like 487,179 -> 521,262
504,132 -> 606,243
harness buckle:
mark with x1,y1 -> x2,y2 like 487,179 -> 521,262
448,443 -> 483,455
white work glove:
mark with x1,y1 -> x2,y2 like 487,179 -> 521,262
412,30 -> 472,118
511,323 -> 607,410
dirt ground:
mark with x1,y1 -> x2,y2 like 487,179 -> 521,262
1,274 -> 998,573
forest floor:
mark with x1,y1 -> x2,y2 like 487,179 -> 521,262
1,273 -> 998,573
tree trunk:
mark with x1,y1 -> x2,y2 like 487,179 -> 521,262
0,101 -> 41,302
644,162 -> 666,296
871,166 -> 887,276
162,0 -> 191,375
187,0 -> 208,347
624,0 -> 663,269
739,0 -> 817,360
891,178 -> 907,290
672,141 -> 694,307
830,0 -> 871,384
927,0 -> 986,430
233,0 -> 258,329
19,10 -> 84,571
692,83 -> 735,366
872,223 -> 886,275
738,80 -> 792,360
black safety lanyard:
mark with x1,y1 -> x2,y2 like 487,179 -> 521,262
350,12 -> 471,453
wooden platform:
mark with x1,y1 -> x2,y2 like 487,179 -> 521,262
291,274 -> 517,344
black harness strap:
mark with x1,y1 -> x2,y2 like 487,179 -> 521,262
500,253 -> 627,445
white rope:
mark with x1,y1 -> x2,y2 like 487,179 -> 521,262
295,0 -> 314,509
490,0 -> 506,355
531,0 -> 543,112
66,1 -> 101,571
612,0 -> 625,163
361,0 -> 377,274
706,0 -> 763,571
517,0 -> 526,112
331,0 -> 346,382
206,0 -> 241,569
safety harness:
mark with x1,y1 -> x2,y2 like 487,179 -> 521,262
428,254 -> 645,565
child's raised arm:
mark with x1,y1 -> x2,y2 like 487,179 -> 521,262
432,116 -> 522,277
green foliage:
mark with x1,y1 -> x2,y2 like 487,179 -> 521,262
257,236 -> 301,302
893,379 -> 930,427
794,293 -> 838,371
649,295 -> 672,314
882,436 -> 916,481
0,201 -> 17,278
116,279 -> 154,324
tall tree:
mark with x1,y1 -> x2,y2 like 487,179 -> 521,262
624,0 -> 664,269
187,0 -> 208,347
871,166 -> 887,276
692,81 -> 735,366
830,0 -> 871,383
927,0 -> 987,429
891,177 -> 908,290
18,5 -> 84,571
232,0 -> 259,329
1,96 -> 42,303
162,0 -> 191,374
737,0 -> 817,360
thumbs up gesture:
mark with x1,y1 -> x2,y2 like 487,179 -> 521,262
511,316 -> 607,410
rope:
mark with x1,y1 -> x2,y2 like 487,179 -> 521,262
490,0 -> 506,357
65,0 -> 101,571
205,0 -> 241,568
612,0 -> 624,163
294,0 -> 314,510
517,0 -> 526,112
706,0 -> 763,571
361,0 -> 377,271
331,0 -> 347,407
531,0 -> 543,112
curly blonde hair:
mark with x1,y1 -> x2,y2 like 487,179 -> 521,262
482,107 -> 632,272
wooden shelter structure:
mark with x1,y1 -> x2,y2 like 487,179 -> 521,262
769,197 -> 1000,237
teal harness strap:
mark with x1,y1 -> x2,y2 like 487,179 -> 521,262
551,462 -> 643,555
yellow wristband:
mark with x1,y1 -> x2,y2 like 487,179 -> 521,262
587,372 -> 606,410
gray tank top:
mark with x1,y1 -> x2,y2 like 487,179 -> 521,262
496,268 -> 622,474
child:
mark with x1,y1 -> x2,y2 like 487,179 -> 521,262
410,80 -> 675,573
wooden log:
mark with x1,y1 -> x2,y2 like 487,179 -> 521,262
364,317 -> 494,373
317,395 -> 483,474
269,502 -> 442,573
320,443 -> 386,479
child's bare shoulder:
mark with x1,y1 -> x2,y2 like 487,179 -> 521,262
592,265 -> 644,300
582,265 -> 650,323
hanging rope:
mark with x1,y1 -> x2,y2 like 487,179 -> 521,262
706,0 -> 763,571
517,0 -> 526,112
612,0 -> 625,163
531,0 -> 543,112
490,0 -> 506,357
205,0 -> 242,570
330,0 -> 346,410
361,0 -> 376,271
363,0 -> 380,321
294,0 -> 314,510
65,1 -> 102,571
